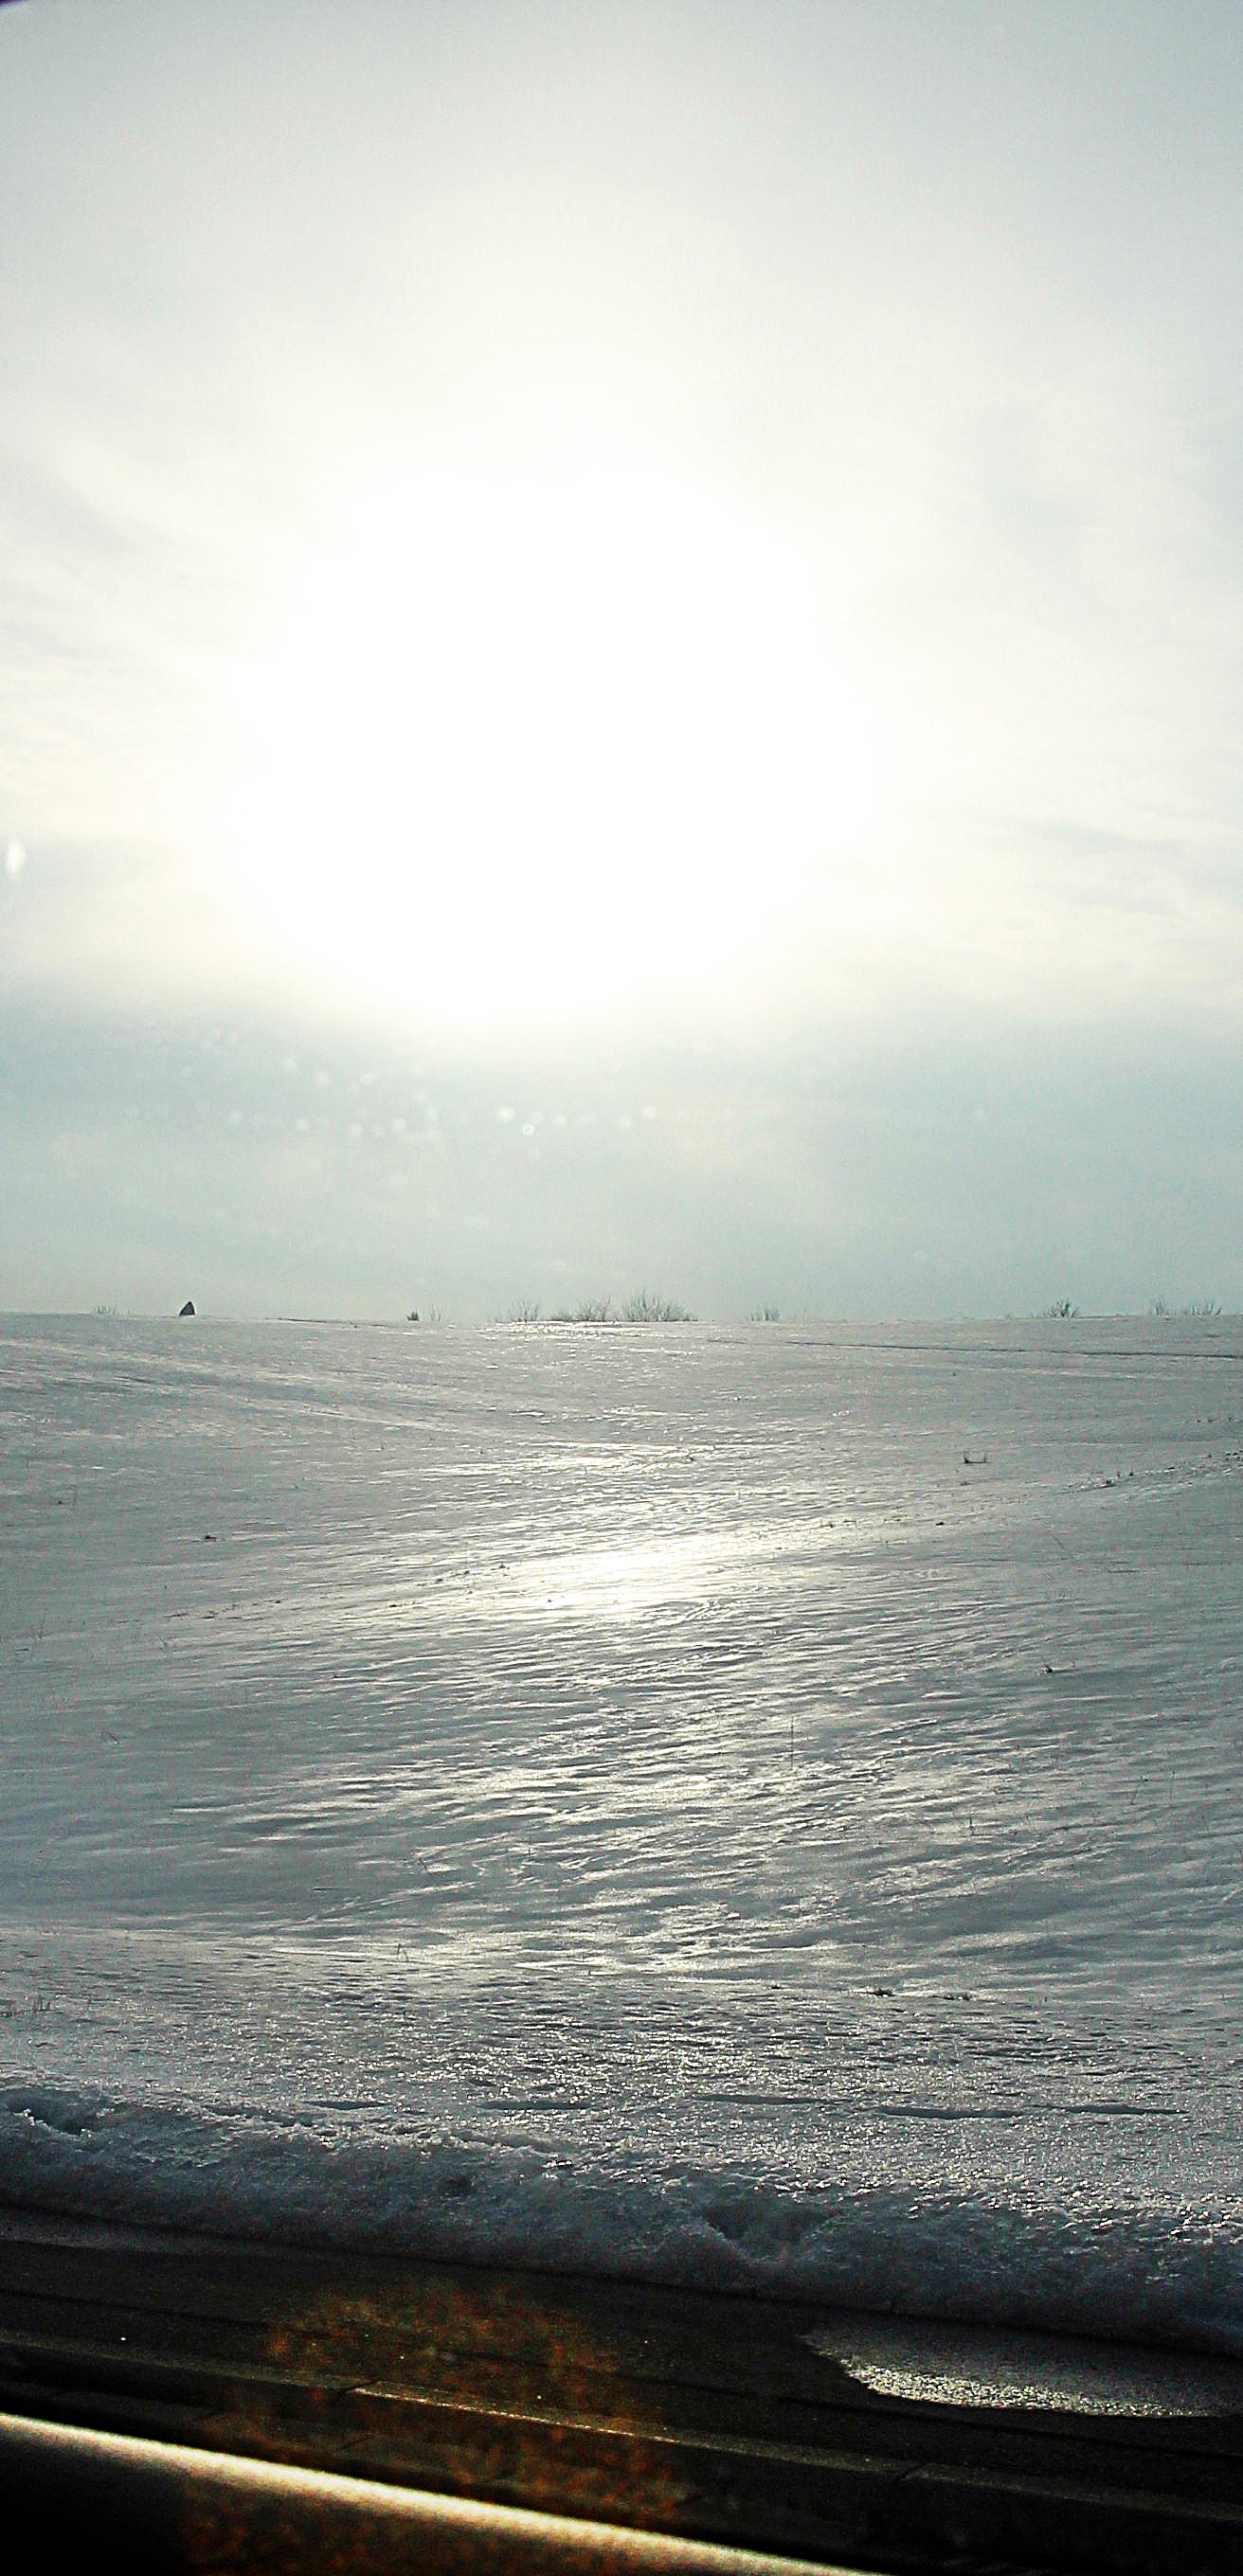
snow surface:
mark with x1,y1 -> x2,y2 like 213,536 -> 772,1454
2,1313 -> 1243,2349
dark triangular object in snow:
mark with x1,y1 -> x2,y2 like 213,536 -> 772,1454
178,1298 -> 196,1317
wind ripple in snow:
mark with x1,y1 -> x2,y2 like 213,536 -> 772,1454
1,1315 -> 1242,2346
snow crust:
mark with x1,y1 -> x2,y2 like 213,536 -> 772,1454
2,1314 -> 1242,2349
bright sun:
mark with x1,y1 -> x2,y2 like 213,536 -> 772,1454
215,468 -> 881,1029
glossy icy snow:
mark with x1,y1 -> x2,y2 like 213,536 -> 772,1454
2,1315 -> 1241,2348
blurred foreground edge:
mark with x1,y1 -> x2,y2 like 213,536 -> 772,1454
0,2210 -> 1242,2573
0,2416 -> 851,2576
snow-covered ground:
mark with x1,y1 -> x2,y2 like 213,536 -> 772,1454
2,1313 -> 1242,2349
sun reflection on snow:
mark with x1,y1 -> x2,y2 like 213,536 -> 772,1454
505,1524 -> 771,1620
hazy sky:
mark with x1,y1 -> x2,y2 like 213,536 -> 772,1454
3,0 -> 1242,1316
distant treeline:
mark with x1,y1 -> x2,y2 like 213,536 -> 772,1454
405,1293 -> 702,1325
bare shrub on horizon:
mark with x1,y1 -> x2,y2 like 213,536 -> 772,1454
492,1290 -> 694,1325
621,1290 -> 694,1322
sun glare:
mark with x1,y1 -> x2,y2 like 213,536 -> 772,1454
215,470 -> 883,1029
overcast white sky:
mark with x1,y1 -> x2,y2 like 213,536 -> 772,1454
3,0 -> 1242,1316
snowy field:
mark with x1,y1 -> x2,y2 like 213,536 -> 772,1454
2,1312 -> 1242,2352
